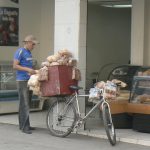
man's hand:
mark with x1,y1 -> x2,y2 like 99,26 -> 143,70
28,68 -> 36,75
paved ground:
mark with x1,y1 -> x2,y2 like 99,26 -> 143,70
0,123 -> 150,150
0,110 -> 150,147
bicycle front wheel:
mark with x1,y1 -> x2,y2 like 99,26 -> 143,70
102,102 -> 116,145
46,98 -> 77,137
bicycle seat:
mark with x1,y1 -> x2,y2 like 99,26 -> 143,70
69,85 -> 83,91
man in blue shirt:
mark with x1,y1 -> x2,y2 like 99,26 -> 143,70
13,35 -> 39,134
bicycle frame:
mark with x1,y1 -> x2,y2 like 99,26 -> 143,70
69,90 -> 111,123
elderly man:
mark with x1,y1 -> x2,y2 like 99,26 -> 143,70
13,35 -> 39,134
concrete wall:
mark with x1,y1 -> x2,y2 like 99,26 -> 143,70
144,0 -> 150,65
0,0 -> 54,66
86,4 -> 131,85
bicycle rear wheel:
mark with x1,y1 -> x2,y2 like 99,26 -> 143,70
102,102 -> 116,145
46,97 -> 77,137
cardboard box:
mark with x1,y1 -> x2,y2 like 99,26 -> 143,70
40,65 -> 77,96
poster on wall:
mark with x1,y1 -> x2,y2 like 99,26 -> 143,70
0,7 -> 19,46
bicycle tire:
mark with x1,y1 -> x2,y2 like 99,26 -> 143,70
46,97 -> 77,137
102,102 -> 116,145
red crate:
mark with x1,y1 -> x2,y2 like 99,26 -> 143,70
40,65 -> 77,96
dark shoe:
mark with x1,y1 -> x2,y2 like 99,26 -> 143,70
22,129 -> 32,134
29,126 -> 36,130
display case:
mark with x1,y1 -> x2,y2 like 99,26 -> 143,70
130,76 -> 150,104
128,75 -> 150,133
107,66 -> 150,132
0,61 -> 44,114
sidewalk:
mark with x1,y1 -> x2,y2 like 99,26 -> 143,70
0,110 -> 149,146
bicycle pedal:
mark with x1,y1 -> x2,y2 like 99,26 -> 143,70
74,121 -> 83,129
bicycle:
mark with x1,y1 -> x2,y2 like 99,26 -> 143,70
46,85 -> 116,146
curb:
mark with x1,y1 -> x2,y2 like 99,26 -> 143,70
76,130 -> 150,147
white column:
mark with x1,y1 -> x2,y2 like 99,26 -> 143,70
54,0 -> 87,115
131,0 -> 145,65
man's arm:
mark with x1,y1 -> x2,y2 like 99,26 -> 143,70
13,59 -> 36,75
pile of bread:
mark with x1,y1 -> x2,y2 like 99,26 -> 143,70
42,49 -> 77,67
28,72 -> 41,95
28,49 -> 81,95
89,79 -> 127,102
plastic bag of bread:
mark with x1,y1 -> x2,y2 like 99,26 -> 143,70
47,53 -> 60,63
89,87 -> 101,99
28,74 -> 41,95
58,49 -> 72,58
54,53 -> 61,61
47,55 -> 55,63
68,59 -> 77,67
29,85 -> 41,96
111,79 -> 127,96
72,68 -> 81,81
111,79 -> 127,87
41,61 -> 50,67
57,57 -> 69,65
50,62 -> 59,66
38,66 -> 48,81
95,81 -> 105,89
28,74 -> 39,86
104,81 -> 117,100
57,59 -> 64,65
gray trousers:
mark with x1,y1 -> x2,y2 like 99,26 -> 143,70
17,81 -> 32,131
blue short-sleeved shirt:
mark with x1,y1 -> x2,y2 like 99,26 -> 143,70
14,48 -> 33,81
